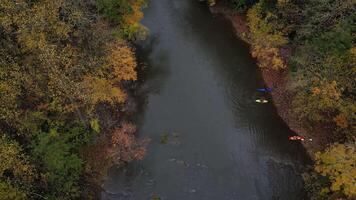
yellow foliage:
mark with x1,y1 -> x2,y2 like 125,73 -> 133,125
349,46 -> 356,64
247,4 -> 263,34
308,81 -> 341,104
293,80 -> 349,125
207,0 -> 216,6
319,187 -> 330,196
0,83 -> 20,121
314,143 -> 356,198
83,76 -> 126,105
15,0 -> 71,51
0,181 -> 27,200
247,4 -> 287,47
247,3 -> 288,70
0,135 -> 34,183
251,45 -> 286,69
316,81 -> 342,100
107,40 -> 137,81
122,0 -> 145,26
121,0 -> 148,40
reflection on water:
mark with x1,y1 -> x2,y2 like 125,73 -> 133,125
103,0 -> 310,199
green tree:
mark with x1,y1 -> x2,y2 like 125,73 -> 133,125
31,122 -> 93,199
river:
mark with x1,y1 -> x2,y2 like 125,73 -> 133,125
102,0 -> 310,199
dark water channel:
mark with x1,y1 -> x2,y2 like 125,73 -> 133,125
103,0 -> 310,199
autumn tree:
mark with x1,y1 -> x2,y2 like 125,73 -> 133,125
108,123 -> 147,164
0,135 -> 34,200
83,122 -> 148,198
305,143 -> 356,199
247,2 -> 288,69
106,40 -> 138,81
96,0 -> 148,40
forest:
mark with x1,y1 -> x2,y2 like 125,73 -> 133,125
219,0 -> 355,199
0,0 -> 147,199
1,0 -> 355,199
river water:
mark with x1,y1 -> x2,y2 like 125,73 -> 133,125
103,0 -> 310,199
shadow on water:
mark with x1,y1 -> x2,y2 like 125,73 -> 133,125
135,35 -> 170,95
103,0 -> 311,200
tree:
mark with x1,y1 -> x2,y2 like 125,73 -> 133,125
0,135 -> 34,199
31,122 -> 94,199
0,181 -> 27,200
290,14 -> 355,140
96,0 -> 148,40
83,76 -> 126,106
247,2 -> 288,69
228,0 -> 258,12
82,122 -> 148,196
106,40 -> 138,81
315,144 -> 356,199
108,123 -> 147,164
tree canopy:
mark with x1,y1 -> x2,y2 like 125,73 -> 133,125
0,0 -> 147,198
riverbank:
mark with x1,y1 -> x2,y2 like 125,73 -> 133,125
83,49 -> 153,198
209,2 -> 324,156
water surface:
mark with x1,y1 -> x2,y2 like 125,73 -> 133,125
103,1 -> 310,199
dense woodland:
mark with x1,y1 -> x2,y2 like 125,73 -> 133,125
218,0 -> 355,199
0,0 -> 147,199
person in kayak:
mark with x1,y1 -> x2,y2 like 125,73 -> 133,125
288,136 -> 305,141
257,87 -> 273,92
288,136 -> 313,141
255,99 -> 268,103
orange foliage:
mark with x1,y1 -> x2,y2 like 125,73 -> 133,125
333,114 -> 348,128
312,81 -> 341,100
107,40 -> 137,81
312,87 -> 321,95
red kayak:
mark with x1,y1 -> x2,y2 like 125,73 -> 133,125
288,136 -> 305,141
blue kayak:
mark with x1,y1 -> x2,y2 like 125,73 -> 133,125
257,88 -> 272,92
